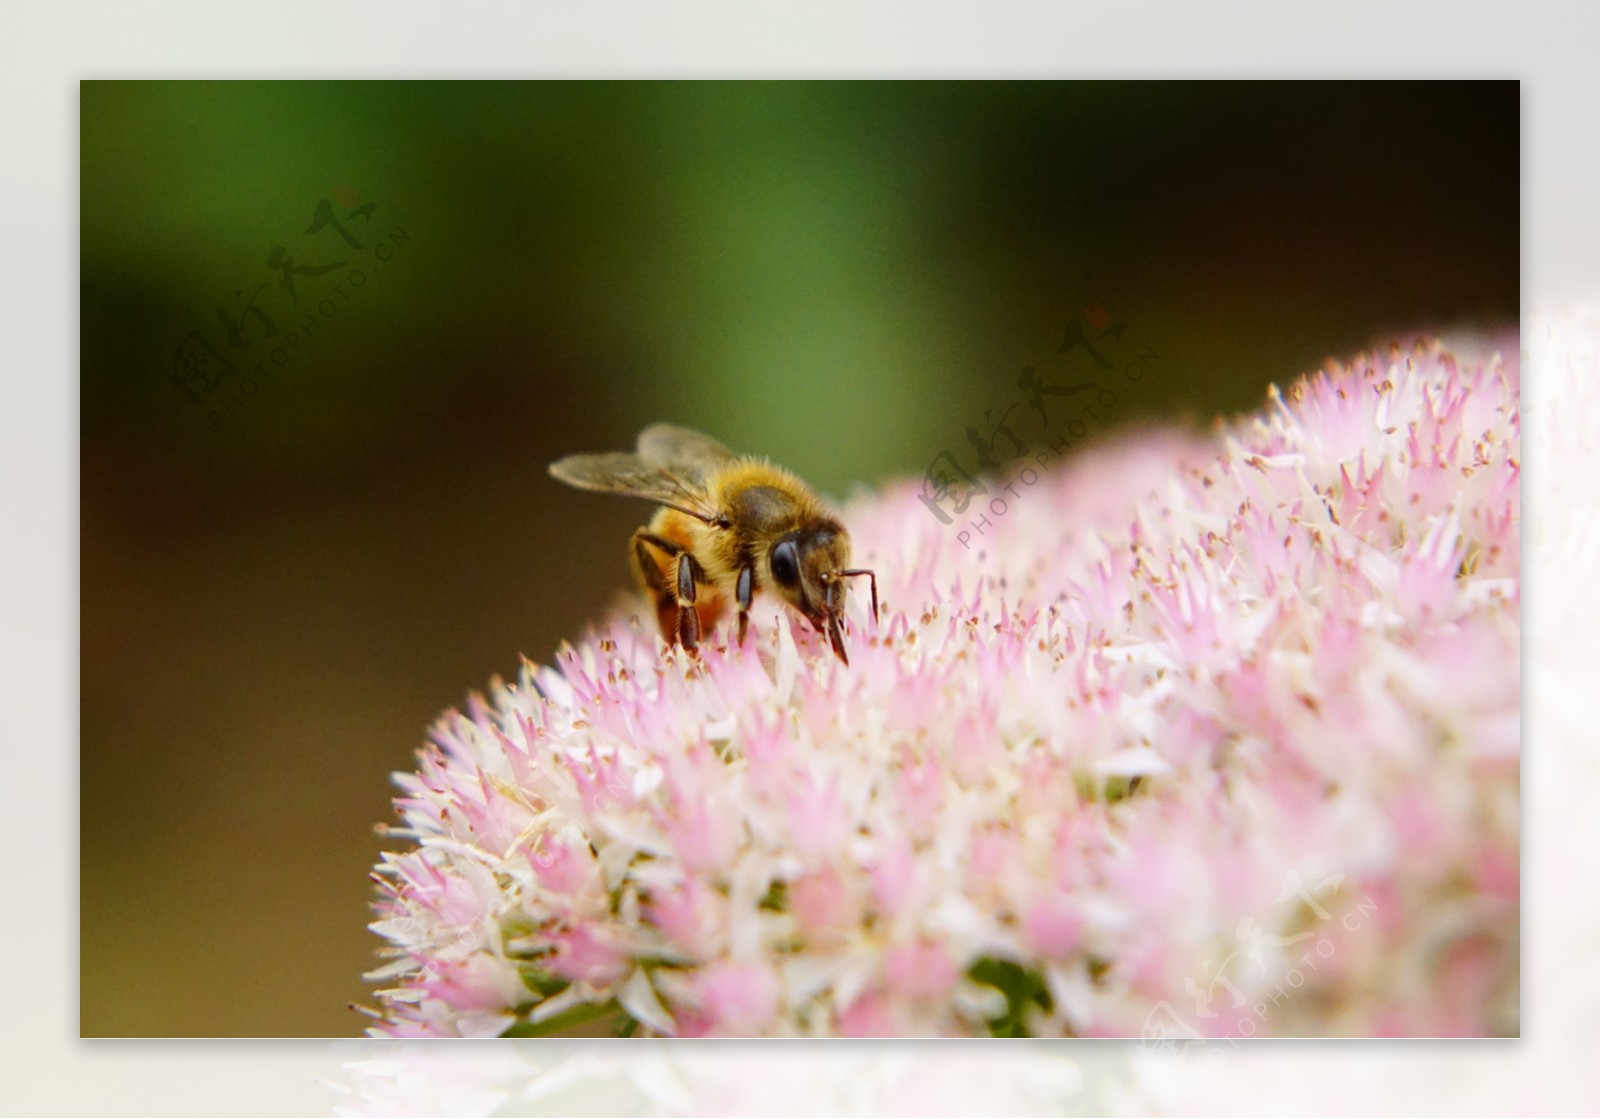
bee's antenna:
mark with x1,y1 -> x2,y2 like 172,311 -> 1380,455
839,569 -> 879,624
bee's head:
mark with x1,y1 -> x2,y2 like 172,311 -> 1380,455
764,520 -> 854,661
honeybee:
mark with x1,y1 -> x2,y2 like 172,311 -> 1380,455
549,423 -> 877,664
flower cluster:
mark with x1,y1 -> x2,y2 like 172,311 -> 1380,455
367,336 -> 1519,1038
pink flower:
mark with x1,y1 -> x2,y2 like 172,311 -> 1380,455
790,868 -> 860,942
645,877 -> 726,959
544,924 -> 628,987
884,940 -> 959,1003
837,990 -> 900,1037
367,334 -> 1519,1037
415,954 -> 524,1013
692,960 -> 781,1035
1022,897 -> 1083,960
529,838 -> 599,898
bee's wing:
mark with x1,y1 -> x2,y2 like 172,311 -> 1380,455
636,423 -> 737,487
548,450 -> 723,525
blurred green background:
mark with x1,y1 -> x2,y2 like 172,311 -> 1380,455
80,81 -> 1517,1036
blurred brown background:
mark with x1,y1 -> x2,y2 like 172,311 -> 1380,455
80,81 -> 1517,1036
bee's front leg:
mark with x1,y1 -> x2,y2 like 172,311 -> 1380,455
735,564 -> 754,645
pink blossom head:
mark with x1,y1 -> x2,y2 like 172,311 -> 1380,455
368,335 -> 1518,1037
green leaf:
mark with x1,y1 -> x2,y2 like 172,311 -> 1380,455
759,879 -> 789,912
517,965 -> 570,999
501,999 -> 633,1038
1072,770 -> 1146,804
968,957 -> 1053,1038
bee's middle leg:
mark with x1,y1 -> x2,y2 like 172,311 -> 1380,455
735,564 -> 754,645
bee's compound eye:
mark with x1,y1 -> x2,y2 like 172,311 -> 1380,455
770,539 -> 801,587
